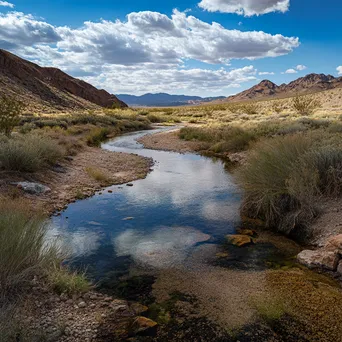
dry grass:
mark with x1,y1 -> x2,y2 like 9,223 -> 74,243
85,166 -> 111,184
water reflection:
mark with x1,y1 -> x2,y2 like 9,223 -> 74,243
50,128 -> 242,279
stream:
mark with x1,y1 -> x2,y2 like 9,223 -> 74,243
50,127 -> 342,341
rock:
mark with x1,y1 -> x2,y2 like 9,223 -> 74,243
51,164 -> 67,173
130,317 -> 158,336
297,250 -> 340,271
65,156 -> 74,161
236,228 -> 257,237
126,183 -> 134,187
130,303 -> 149,315
108,190 -> 113,193
337,261 -> 342,275
226,234 -> 254,247
123,217 -> 134,221
14,182 -> 51,195
325,234 -> 342,253
78,301 -> 87,308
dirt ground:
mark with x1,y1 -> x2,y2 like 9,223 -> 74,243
0,146 -> 153,214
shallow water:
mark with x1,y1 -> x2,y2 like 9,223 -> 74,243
50,127 -> 242,279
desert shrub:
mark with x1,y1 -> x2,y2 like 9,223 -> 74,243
237,134 -> 342,238
276,123 -> 308,135
47,265 -> 90,295
0,133 -> 64,172
0,200 -> 60,297
272,101 -> 283,114
292,95 -> 321,115
0,96 -> 25,136
86,127 -> 111,147
328,122 -> 342,133
240,103 -> 259,115
147,113 -> 168,123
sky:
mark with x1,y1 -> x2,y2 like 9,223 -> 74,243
0,0 -> 341,97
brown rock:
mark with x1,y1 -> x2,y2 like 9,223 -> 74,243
236,228 -> 257,237
325,234 -> 342,252
226,235 -> 254,247
130,317 -> 158,336
297,250 -> 339,271
337,261 -> 342,275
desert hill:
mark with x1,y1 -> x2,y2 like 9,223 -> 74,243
0,49 -> 126,111
224,73 -> 342,103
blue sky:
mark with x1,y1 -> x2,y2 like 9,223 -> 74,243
1,0 -> 341,96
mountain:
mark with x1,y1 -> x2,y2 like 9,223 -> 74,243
0,49 -> 127,110
117,93 -> 225,107
224,74 -> 342,102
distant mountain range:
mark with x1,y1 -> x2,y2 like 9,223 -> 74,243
117,93 -> 225,107
0,49 -> 126,110
223,74 -> 342,103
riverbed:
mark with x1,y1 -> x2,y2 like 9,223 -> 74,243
49,128 -> 342,341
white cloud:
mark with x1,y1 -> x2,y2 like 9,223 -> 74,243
336,66 -> 342,75
285,68 -> 298,74
0,1 -> 14,8
259,71 -> 275,75
0,9 -> 299,94
296,64 -> 307,71
199,0 -> 290,16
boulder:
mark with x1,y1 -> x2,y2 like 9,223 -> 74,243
226,234 -> 254,247
14,182 -> 51,195
325,234 -> 342,253
297,249 -> 340,271
236,228 -> 257,237
130,316 -> 158,336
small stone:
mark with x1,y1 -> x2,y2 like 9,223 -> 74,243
78,301 -> 87,308
123,217 -> 134,221
337,260 -> 342,275
226,234 -> 254,247
236,228 -> 257,237
130,303 -> 149,315
89,304 -> 96,309
216,252 -> 230,258
126,183 -> 134,187
108,190 -> 113,193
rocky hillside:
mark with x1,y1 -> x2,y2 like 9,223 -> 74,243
0,49 -> 127,110
224,73 -> 342,102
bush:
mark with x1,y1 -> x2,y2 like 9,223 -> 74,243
292,95 -> 321,115
85,166 -> 111,184
0,133 -> 64,172
237,133 -> 342,238
0,96 -> 25,136
147,113 -> 168,123
240,103 -> 259,115
0,200 -> 59,297
86,127 -> 111,147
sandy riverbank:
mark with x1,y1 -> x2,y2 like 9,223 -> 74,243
0,146 -> 153,215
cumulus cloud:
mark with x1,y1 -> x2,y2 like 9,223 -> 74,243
259,71 -> 275,75
284,68 -> 298,74
0,8 -> 300,94
296,64 -> 307,71
198,0 -> 290,16
0,1 -> 14,8
337,66 -> 342,75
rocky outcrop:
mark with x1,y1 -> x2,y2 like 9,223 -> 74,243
0,49 -> 127,110
297,234 -> 342,274
224,73 -> 342,103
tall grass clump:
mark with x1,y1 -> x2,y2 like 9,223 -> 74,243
237,133 -> 342,238
0,200 -> 59,297
86,127 -> 111,146
0,133 -> 64,172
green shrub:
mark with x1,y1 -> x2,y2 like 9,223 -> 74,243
240,103 -> 259,115
147,113 -> 168,123
292,95 -> 321,115
237,133 -> 342,237
86,127 -> 111,147
0,96 -> 25,136
0,134 -> 64,172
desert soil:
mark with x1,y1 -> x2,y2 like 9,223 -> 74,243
0,146 -> 153,214
137,130 -> 202,153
